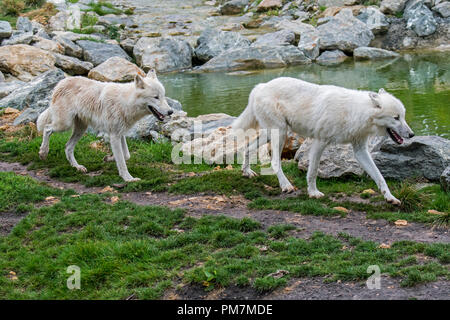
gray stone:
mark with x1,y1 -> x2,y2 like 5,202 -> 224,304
440,166 -> 450,192
0,21 -> 12,38
252,30 -> 295,47
317,9 -> 374,52
316,50 -> 348,66
13,107 -> 45,126
54,36 -> 83,59
219,0 -> 249,15
198,45 -> 311,72
133,37 -> 193,73
380,0 -> 408,14
354,47 -> 400,60
53,53 -> 94,75
0,81 -> 24,99
404,0 -> 438,36
357,7 -> 390,35
372,136 -> 450,181
77,40 -> 131,66
298,30 -> 320,60
97,14 -> 134,27
48,11 -> 68,32
195,29 -> 251,62
318,0 -> 356,7
120,38 -> 136,55
1,31 -> 33,46
16,17 -> 33,33
0,71 -> 3,82
432,2 -> 450,17
276,19 -> 316,37
0,69 -> 65,111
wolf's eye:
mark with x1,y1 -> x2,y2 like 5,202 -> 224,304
154,96 -> 159,100
394,115 -> 400,121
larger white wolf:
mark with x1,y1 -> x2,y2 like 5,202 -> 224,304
233,77 -> 415,205
37,70 -> 174,182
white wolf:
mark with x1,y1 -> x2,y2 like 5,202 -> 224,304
37,70 -> 174,182
233,77 -> 415,205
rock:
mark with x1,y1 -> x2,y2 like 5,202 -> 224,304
252,30 -> 295,47
120,38 -> 136,55
0,69 -> 65,111
77,40 -> 131,66
66,5 -> 82,30
372,136 -> 450,181
357,7 -> 389,35
316,50 -> 348,66
0,71 -> 3,82
0,21 -> 12,38
317,8 -> 374,52
318,0 -> 352,6
0,81 -> 24,99
219,0 -> 249,15
54,36 -> 83,59
133,37 -> 193,73
298,30 -> 320,60
88,56 -> 146,82
53,53 -> 93,75
257,0 -> 282,12
16,17 -> 32,33
440,166 -> 450,192
404,0 -> 437,37
32,37 -> 65,54
380,0 -> 408,14
195,29 -> 251,62
354,47 -> 399,60
433,2 -> 450,18
199,45 -> 311,72
1,31 -> 33,46
0,45 -> 56,82
48,11 -> 68,32
276,19 -> 316,37
13,107 -> 44,126
97,14 -> 134,27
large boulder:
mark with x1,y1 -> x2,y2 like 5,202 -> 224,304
372,136 -> 450,181
357,7 -> 390,35
133,37 -> 193,73
252,30 -> 295,47
0,45 -> 56,82
0,69 -> 65,111
404,0 -> 438,37
195,29 -> 251,62
219,0 -> 249,15
298,30 -> 320,60
53,53 -> 94,75
433,2 -> 450,18
317,8 -> 374,52
76,40 -> 131,66
353,47 -> 399,60
16,17 -> 33,33
88,56 -> 146,82
316,50 -> 348,66
32,37 -> 65,54
0,21 -> 12,38
276,19 -> 316,37
0,81 -> 25,99
1,31 -> 33,46
257,0 -> 282,12
54,36 -> 84,59
198,45 -> 311,72
440,166 -> 450,192
380,0 -> 408,14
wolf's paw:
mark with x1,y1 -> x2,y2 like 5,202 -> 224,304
281,184 -> 296,193
386,196 -> 401,206
103,155 -> 114,162
243,168 -> 258,178
308,190 -> 324,199
75,165 -> 87,173
39,150 -> 48,161
125,177 -> 141,183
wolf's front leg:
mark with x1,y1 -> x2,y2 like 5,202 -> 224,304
110,134 -> 140,182
306,140 -> 327,198
352,142 -> 400,205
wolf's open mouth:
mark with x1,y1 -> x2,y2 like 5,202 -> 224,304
387,128 -> 404,144
148,106 -> 165,121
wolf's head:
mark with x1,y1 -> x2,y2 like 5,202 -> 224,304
369,88 -> 414,144
134,70 -> 174,121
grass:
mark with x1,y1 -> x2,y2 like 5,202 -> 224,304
0,0 -> 56,27
0,173 -> 448,299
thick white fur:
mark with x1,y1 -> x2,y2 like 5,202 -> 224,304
233,77 -> 414,205
37,70 -> 174,182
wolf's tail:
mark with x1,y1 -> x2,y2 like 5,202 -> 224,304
232,90 -> 258,131
37,108 -> 51,133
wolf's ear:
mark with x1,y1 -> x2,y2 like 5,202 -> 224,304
146,69 -> 157,80
369,92 -> 382,109
378,88 -> 386,94
134,74 -> 145,89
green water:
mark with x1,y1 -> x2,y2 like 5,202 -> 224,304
160,52 -> 450,138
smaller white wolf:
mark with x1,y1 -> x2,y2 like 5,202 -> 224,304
233,77 -> 415,205
37,70 -> 174,182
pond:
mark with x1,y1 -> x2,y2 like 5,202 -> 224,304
161,52 -> 450,138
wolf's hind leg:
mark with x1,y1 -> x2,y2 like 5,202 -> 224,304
110,134 -> 140,182
306,139 -> 327,198
65,118 -> 88,173
270,127 -> 295,193
241,132 -> 266,178
39,125 -> 53,160
352,141 -> 400,205
104,136 -> 130,162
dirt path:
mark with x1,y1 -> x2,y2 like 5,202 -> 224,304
1,161 -> 448,244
